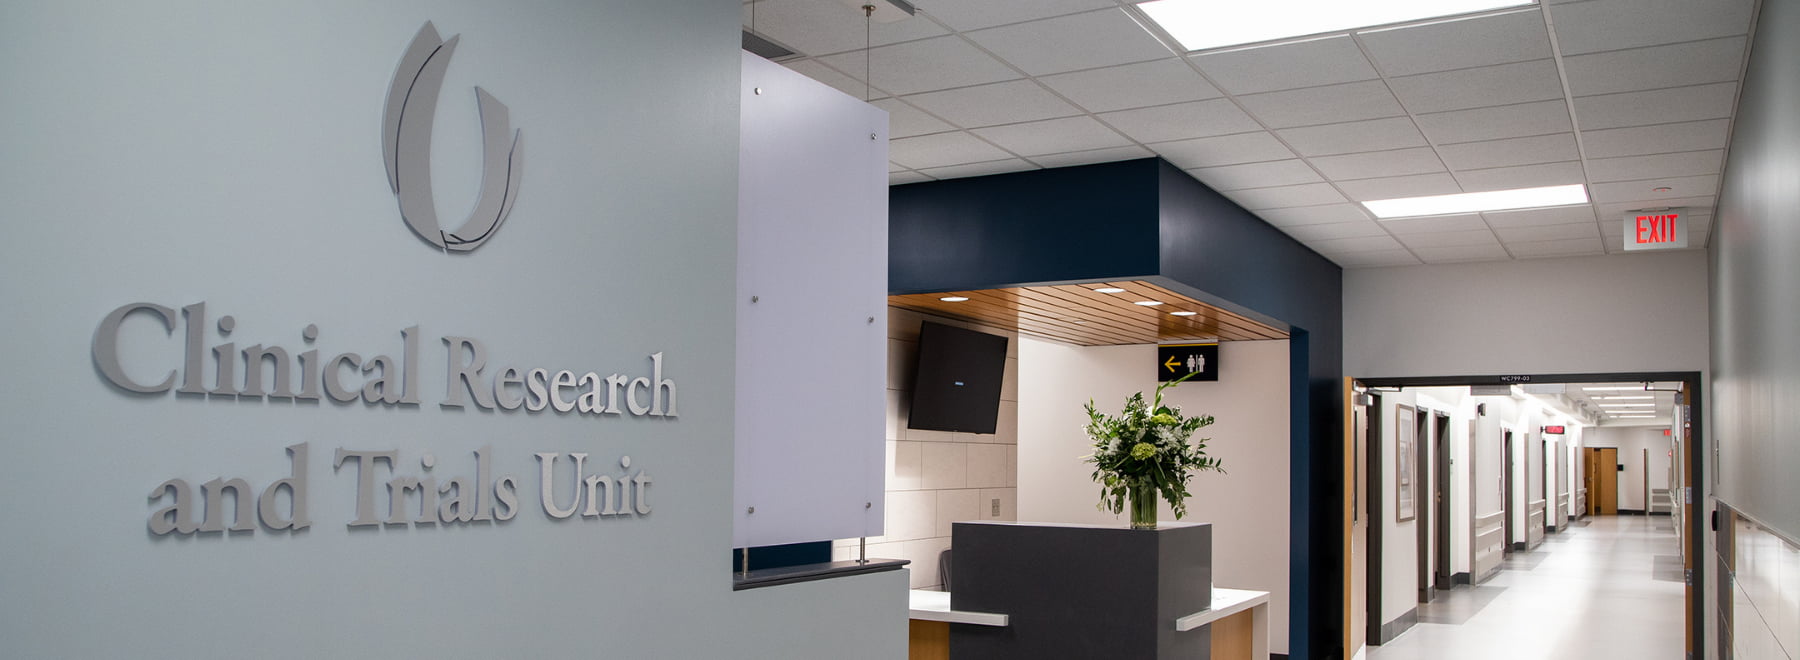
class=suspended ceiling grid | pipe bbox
[744,0,1757,268]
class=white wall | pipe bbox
[1344,251,1709,378]
[1584,426,1673,512]
[0,3,906,657]
[1018,338,1290,654]
[854,308,1019,589]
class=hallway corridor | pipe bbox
[1370,515,1687,660]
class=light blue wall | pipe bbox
[0,2,904,656]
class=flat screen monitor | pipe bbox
[907,321,1008,434]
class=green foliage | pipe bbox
[1082,372,1223,520]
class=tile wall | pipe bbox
[1727,511,1800,659]
[834,308,1018,590]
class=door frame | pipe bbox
[1356,371,1707,660]
[1434,411,1452,590]
[1414,407,1431,603]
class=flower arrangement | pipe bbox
[1083,375,1222,529]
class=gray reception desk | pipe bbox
[903,521,1269,660]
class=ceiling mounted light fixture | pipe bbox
[1134,301,1164,307]
[939,296,969,302]
[1093,287,1126,294]
[1363,184,1587,219]
[1136,0,1535,52]
[1170,311,1198,316]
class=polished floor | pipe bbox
[1368,515,1686,660]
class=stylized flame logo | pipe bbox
[382,22,522,253]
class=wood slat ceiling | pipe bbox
[889,281,1288,346]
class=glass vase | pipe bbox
[1129,482,1158,530]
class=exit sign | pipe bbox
[1543,425,1566,435]
[1623,210,1687,251]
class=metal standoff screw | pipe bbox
[865,502,872,509]
[870,133,878,140]
[868,317,875,323]
[751,295,759,303]
[747,506,755,514]
[754,87,763,95]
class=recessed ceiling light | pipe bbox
[1093,287,1126,294]
[1364,184,1587,219]
[1136,0,1535,52]
[1598,403,1656,408]
[1610,414,1656,418]
[1170,311,1197,316]
[939,296,969,302]
[1594,395,1654,400]
[1134,301,1164,306]
[1584,386,1648,391]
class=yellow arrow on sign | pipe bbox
[1164,355,1181,373]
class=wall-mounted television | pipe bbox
[908,321,1009,434]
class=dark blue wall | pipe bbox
[890,160,1161,294]
[890,158,1344,659]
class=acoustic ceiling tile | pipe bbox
[1595,196,1714,218]
[1255,203,1372,227]
[1589,175,1719,204]
[1435,133,1581,171]
[784,59,875,99]
[1151,132,1296,169]
[904,80,1082,128]
[1098,99,1261,144]
[1396,228,1501,249]
[916,158,1039,181]
[1276,117,1428,157]
[1548,0,1755,56]
[1235,80,1405,129]
[888,131,1014,170]
[1563,37,1748,97]
[1572,82,1738,131]
[1578,120,1731,159]
[1309,147,1445,180]
[1413,243,1513,264]
[1327,249,1423,268]
[1309,235,1407,253]
[1222,183,1348,210]
[1586,150,1725,183]
[1387,59,1565,115]
[890,171,933,185]
[1038,59,1222,113]
[1504,237,1607,258]
[1029,145,1154,169]
[1453,161,1586,192]
[745,0,950,57]
[966,9,1174,76]
[920,0,1117,31]
[1378,213,1490,234]
[971,116,1132,156]
[816,36,1019,96]
[1357,9,1552,77]
[870,97,954,139]
[1482,205,1598,228]
[1186,159,1324,191]
[1278,219,1391,241]
[1189,35,1379,95]
[1335,173,1463,201]
[1415,99,1573,145]
[1494,223,1602,243]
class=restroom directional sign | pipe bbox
[1158,343,1219,382]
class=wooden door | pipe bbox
[1588,447,1619,514]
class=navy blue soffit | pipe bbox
[889,158,1345,660]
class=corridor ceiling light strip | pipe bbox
[1363,184,1587,219]
[1584,386,1649,391]
[1136,0,1535,53]
[1594,395,1654,400]
[1598,403,1656,408]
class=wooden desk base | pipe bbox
[1211,608,1255,658]
[909,620,949,660]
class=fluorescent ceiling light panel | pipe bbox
[1598,403,1656,408]
[1585,386,1648,391]
[1137,0,1534,52]
[1595,395,1654,400]
[1363,184,1586,219]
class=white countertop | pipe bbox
[907,589,1010,627]
[1174,588,1271,632]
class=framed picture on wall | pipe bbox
[1396,405,1416,522]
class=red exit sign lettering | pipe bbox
[1623,211,1688,251]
